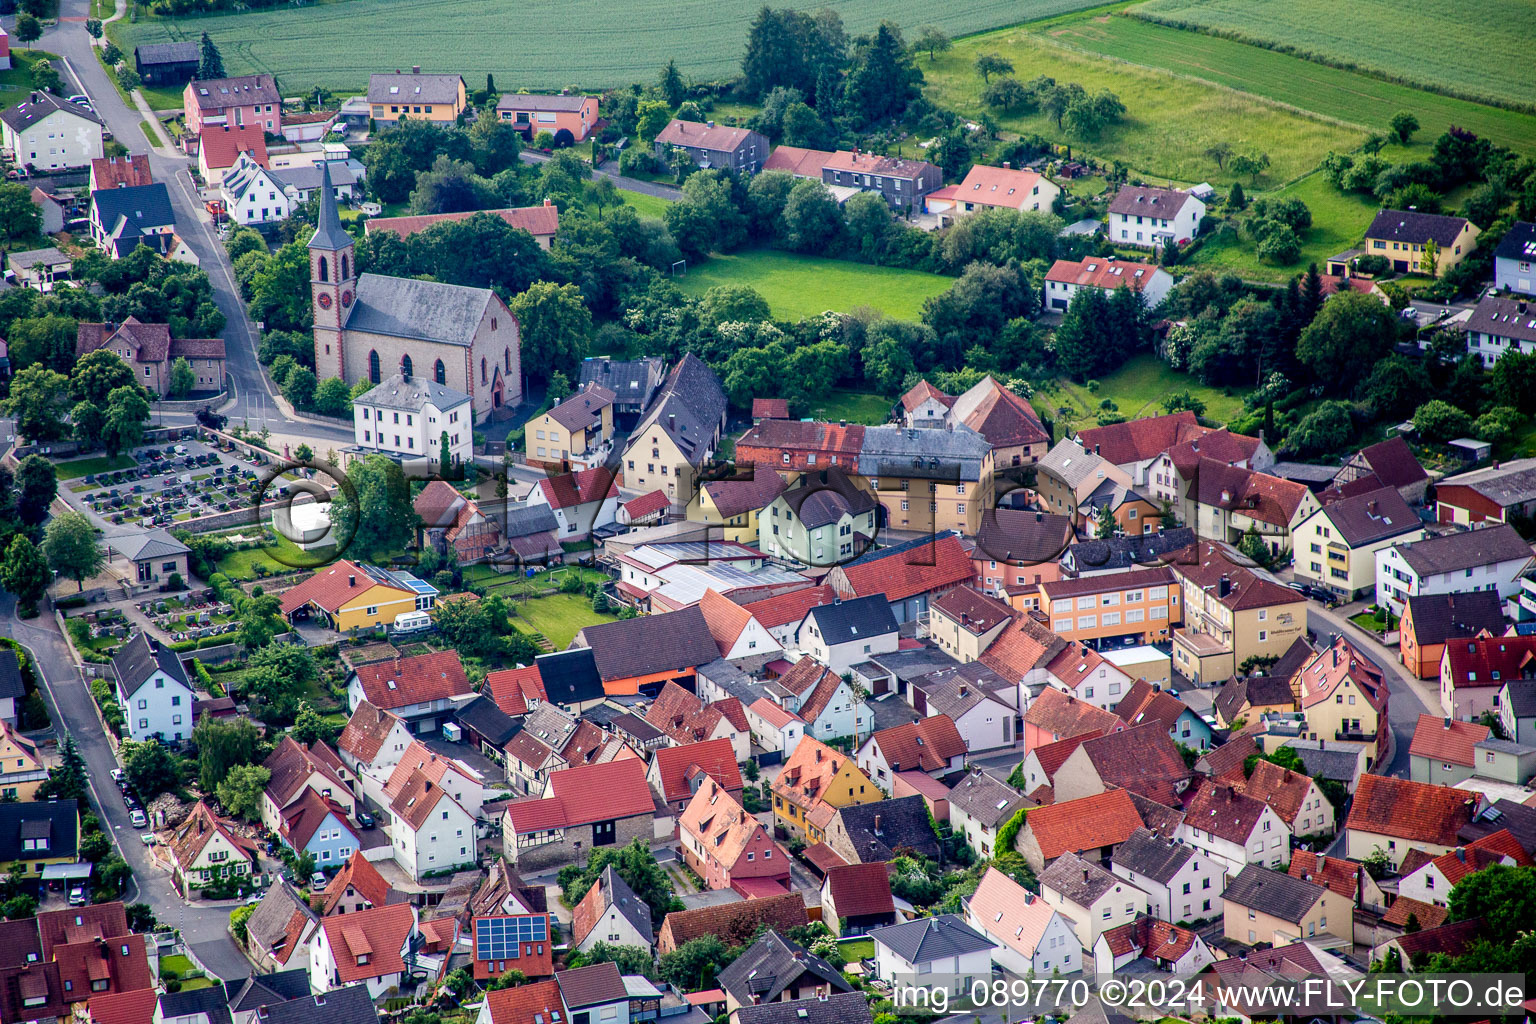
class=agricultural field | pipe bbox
[1044,14,1536,154]
[924,25,1364,185]
[1035,354,1247,435]
[673,250,955,321]
[1184,171,1383,283]
[112,0,1113,93]
[1131,0,1536,112]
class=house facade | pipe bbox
[368,71,467,124]
[653,120,767,173]
[112,633,196,745]
[821,150,943,212]
[1107,185,1205,249]
[1363,208,1479,277]
[495,93,599,142]
[2,93,103,171]
[351,372,473,468]
[183,74,281,134]
[1375,523,1534,613]
[1043,256,1173,310]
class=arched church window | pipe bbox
[369,350,381,383]
[504,348,511,372]
[481,358,487,384]
[318,256,329,282]
[401,354,413,378]
[341,254,350,280]
[435,360,446,385]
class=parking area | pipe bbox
[62,440,280,528]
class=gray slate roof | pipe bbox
[1282,740,1363,786]
[504,502,560,540]
[357,371,470,412]
[717,931,851,1006]
[870,914,993,965]
[1391,523,1533,576]
[347,273,496,347]
[273,161,361,192]
[0,650,22,701]
[224,970,314,1012]
[802,594,898,647]
[1404,591,1505,646]
[250,985,379,1024]
[159,986,235,1024]
[7,247,70,270]
[1504,678,1536,719]
[630,353,727,467]
[91,183,174,236]
[858,424,991,482]
[579,356,666,409]
[186,74,280,110]
[308,161,352,252]
[1041,851,1144,907]
[368,72,464,105]
[833,795,941,862]
[108,528,189,562]
[135,41,199,64]
[735,993,873,1024]
[1,91,102,132]
[594,863,653,946]
[1107,827,1195,884]
[496,93,593,113]
[0,801,77,862]
[112,631,192,697]
[1039,439,1119,493]
[1494,221,1536,263]
[945,770,1028,828]
[1222,864,1325,922]
[1366,208,1471,246]
[1440,458,1536,508]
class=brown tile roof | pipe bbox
[350,651,471,711]
[1024,789,1145,861]
[1313,486,1418,546]
[321,850,392,915]
[1392,918,1483,959]
[1168,541,1302,611]
[981,614,1069,681]
[1365,208,1471,247]
[1403,591,1505,647]
[796,664,846,727]
[486,665,544,717]
[1023,687,1125,742]
[752,397,790,419]
[1099,916,1200,964]
[366,204,560,239]
[822,862,893,919]
[319,903,414,983]
[1381,895,1448,930]
[645,681,744,746]
[772,737,849,812]
[546,383,616,432]
[657,891,808,954]
[1114,678,1195,735]
[827,533,974,603]
[931,587,1014,636]
[973,508,1075,566]
[1076,721,1191,804]
[678,780,772,871]
[76,317,171,362]
[622,490,670,522]
[899,380,954,413]
[739,585,837,630]
[1107,184,1197,218]
[1194,458,1310,527]
[1075,412,1207,467]
[536,467,618,510]
[1347,774,1478,846]
[169,801,253,874]
[1297,637,1388,712]
[483,979,564,1024]
[823,150,938,180]
[868,715,967,773]
[950,376,1049,448]
[1238,759,1317,828]
[701,468,788,519]
[651,738,742,803]
[54,934,152,1000]
[1286,851,1361,900]
[91,154,152,189]
[655,119,760,152]
[762,146,834,177]
[337,700,406,765]
[388,770,458,831]
[1355,437,1429,491]
[186,74,280,111]
[1183,779,1271,843]
[279,788,354,850]
[264,735,351,808]
[1409,713,1490,768]
[36,904,128,960]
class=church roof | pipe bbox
[346,273,499,347]
[308,162,351,251]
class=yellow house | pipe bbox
[1224,864,1346,946]
[0,720,48,802]
[1363,208,1480,277]
[771,737,878,842]
[367,71,467,124]
[278,559,437,634]
[620,354,728,509]
[527,383,615,470]
[1,801,79,874]
[1170,541,1308,685]
[167,801,255,895]
[1295,636,1389,769]
[688,470,789,543]
[864,425,995,536]
[1291,487,1423,601]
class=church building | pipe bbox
[309,163,522,423]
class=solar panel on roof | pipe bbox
[474,915,548,959]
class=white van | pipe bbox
[391,611,432,635]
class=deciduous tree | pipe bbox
[0,535,51,616]
[43,511,104,591]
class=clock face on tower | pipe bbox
[317,292,332,310]
[341,289,353,308]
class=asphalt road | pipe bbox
[0,595,253,980]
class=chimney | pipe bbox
[1455,847,1466,862]
[1083,868,1090,883]
[348,574,356,587]
[1316,854,1325,869]
[412,65,421,74]
[873,814,882,832]
[544,197,553,207]
[1002,161,1010,169]
[1444,717,1452,729]
[1218,577,1231,598]
[1094,444,1100,456]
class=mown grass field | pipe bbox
[0,51,64,111]
[616,189,673,221]
[674,250,955,321]
[1035,354,1247,434]
[55,454,137,481]
[111,0,1114,92]
[1131,0,1536,112]
[923,24,1364,185]
[810,390,894,424]
[509,592,616,648]
[1044,14,1536,154]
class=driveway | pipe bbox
[0,596,252,980]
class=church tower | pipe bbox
[309,162,356,382]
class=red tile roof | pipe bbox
[168,801,254,873]
[1287,850,1362,900]
[318,902,414,983]
[55,934,152,1002]
[1193,458,1310,527]
[752,397,790,419]
[483,978,565,1024]
[321,850,392,915]
[899,380,955,413]
[1346,774,1478,846]
[699,588,755,656]
[87,987,157,1024]
[1045,257,1165,293]
[1029,734,1092,781]
[951,376,1049,448]
[868,715,966,773]
[337,701,405,765]
[747,698,803,730]
[1382,896,1448,930]
[1297,636,1388,712]
[739,585,837,630]
[822,862,894,918]
[1114,678,1195,735]
[762,147,834,177]
[278,560,401,615]
[1024,789,1145,861]
[1167,429,1262,478]
[91,154,152,189]
[651,738,742,803]
[1409,713,1490,768]
[1238,759,1318,828]
[351,651,471,711]
[37,904,128,960]
[1420,828,1531,887]
[678,781,772,872]
[654,119,759,151]
[1184,779,1272,844]
[772,737,850,813]
[1075,412,1207,467]
[1023,687,1125,742]
[536,467,618,510]
[953,163,1051,210]
[486,665,545,717]
[198,124,268,170]
[622,489,670,521]
[828,533,974,603]
[981,614,1069,681]
[1444,634,1536,692]
[366,204,560,239]
[931,587,1014,635]
[505,758,654,833]
[279,788,354,850]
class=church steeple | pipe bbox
[310,161,355,381]
[309,161,351,252]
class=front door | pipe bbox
[592,819,616,846]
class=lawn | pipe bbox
[923,24,1364,185]
[1037,353,1246,434]
[1349,606,1397,632]
[55,454,138,481]
[1132,0,1536,112]
[1047,14,1536,154]
[1185,171,1381,282]
[508,591,616,648]
[674,250,954,321]
[837,938,875,961]
[110,0,1113,92]
[216,534,339,579]
[616,188,672,221]
[138,83,189,112]
[808,390,894,425]
[0,50,65,111]
[160,954,213,990]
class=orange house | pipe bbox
[1038,566,1181,646]
[574,605,723,696]
[972,509,1072,605]
[495,93,600,143]
[1398,591,1506,679]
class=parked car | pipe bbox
[129,809,147,828]
[68,886,86,906]
[310,871,327,889]
[139,833,156,846]
[244,891,265,906]
[110,769,125,784]
[356,809,375,829]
